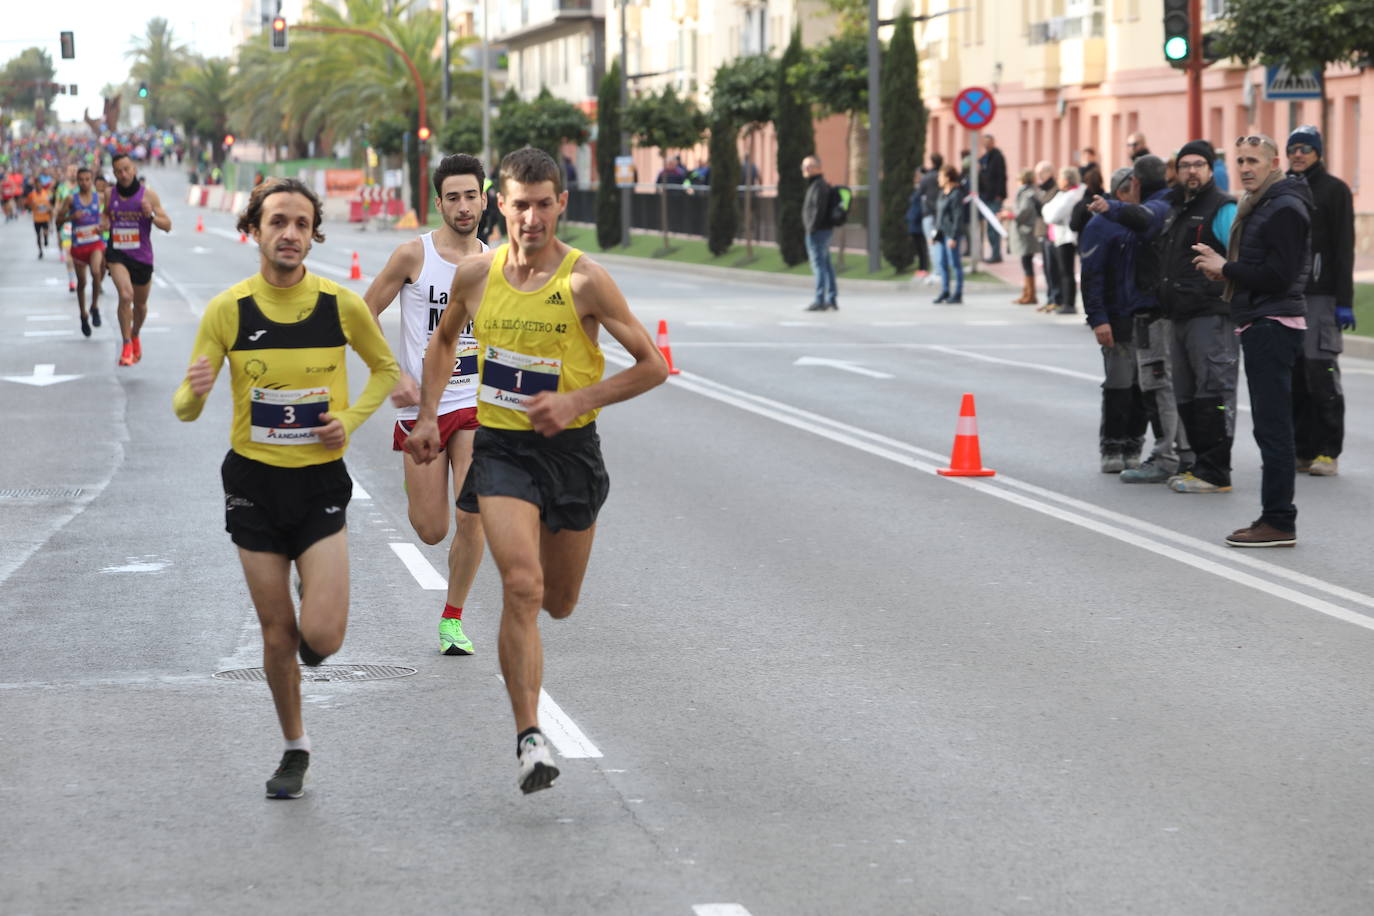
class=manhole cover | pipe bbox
[0,487,85,500]
[214,664,417,683]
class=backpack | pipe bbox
[828,186,853,227]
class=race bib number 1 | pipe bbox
[478,345,560,411]
[250,387,331,445]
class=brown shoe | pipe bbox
[1224,520,1296,548]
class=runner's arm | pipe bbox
[363,240,419,322]
[146,189,172,232]
[526,259,668,435]
[173,294,236,421]
[335,292,400,438]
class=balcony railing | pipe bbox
[1027,13,1105,45]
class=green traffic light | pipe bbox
[1164,36,1190,61]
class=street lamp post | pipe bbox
[619,0,631,248]
[866,0,881,274]
[482,0,491,169]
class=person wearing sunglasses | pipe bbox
[1285,126,1354,478]
[1190,134,1314,548]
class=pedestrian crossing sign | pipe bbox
[1263,65,1323,101]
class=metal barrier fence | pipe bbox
[562,185,873,249]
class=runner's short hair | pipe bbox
[236,177,326,243]
[499,147,562,196]
[111,152,131,166]
[433,153,486,196]
[77,167,91,176]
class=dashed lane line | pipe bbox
[388,542,447,590]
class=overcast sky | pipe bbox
[7,2,238,125]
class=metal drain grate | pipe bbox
[214,664,417,683]
[0,487,85,500]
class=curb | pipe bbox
[1343,333,1374,360]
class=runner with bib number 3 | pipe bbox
[405,148,668,794]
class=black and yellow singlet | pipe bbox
[174,271,398,467]
[474,244,604,431]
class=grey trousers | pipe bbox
[1135,314,1191,473]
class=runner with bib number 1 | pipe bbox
[405,148,668,795]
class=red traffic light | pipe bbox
[224,134,236,147]
[272,17,286,31]
[417,125,431,141]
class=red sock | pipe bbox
[442,604,463,620]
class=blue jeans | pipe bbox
[806,230,837,305]
[937,238,963,297]
[1240,320,1304,532]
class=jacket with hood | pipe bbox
[1293,161,1354,308]
[1224,174,1313,326]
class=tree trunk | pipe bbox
[744,129,757,258]
[660,182,668,250]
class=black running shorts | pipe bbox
[221,450,351,559]
[458,424,608,532]
[106,249,153,287]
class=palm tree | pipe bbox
[126,18,191,127]
[171,57,233,164]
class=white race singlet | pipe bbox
[394,231,487,421]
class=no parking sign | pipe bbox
[954,86,996,130]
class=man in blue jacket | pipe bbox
[1087,155,1191,484]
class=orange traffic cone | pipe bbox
[936,393,996,477]
[656,319,681,375]
[349,251,362,280]
[195,214,204,233]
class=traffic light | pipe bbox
[59,31,75,60]
[224,134,236,148]
[417,125,431,142]
[271,17,288,52]
[1201,32,1223,64]
[1163,0,1190,67]
[138,82,149,99]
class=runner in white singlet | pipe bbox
[364,153,489,655]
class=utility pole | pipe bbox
[866,0,881,274]
[481,0,491,168]
[619,0,631,248]
[1187,0,1202,139]
[442,0,451,116]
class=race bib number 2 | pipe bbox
[449,335,479,388]
[478,345,560,411]
[250,387,330,445]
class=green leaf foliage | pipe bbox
[494,87,590,166]
[0,47,58,112]
[624,83,707,155]
[775,27,815,266]
[707,113,741,256]
[879,9,923,272]
[710,54,775,129]
[1209,0,1371,71]
[596,60,623,250]
[787,31,867,120]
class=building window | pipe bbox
[1204,0,1228,20]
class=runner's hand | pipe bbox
[186,356,215,397]
[140,198,154,217]
[316,413,347,451]
[390,372,420,408]
[526,391,579,437]
[403,417,441,463]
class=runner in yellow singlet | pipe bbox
[405,148,668,794]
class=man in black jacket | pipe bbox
[1285,126,1354,477]
[801,155,837,311]
[978,134,1008,263]
[1193,134,1313,547]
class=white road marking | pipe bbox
[686,321,740,327]
[152,274,169,290]
[606,351,1374,635]
[350,474,372,499]
[926,344,1099,382]
[794,356,894,379]
[777,320,821,327]
[23,330,74,338]
[26,314,69,321]
[312,261,370,282]
[496,677,604,759]
[3,364,80,386]
[693,906,754,916]
[388,542,446,590]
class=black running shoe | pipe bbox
[80,315,91,338]
[90,306,101,328]
[266,750,310,799]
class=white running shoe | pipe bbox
[517,731,560,794]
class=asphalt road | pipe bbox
[3,166,1374,916]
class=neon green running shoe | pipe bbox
[439,617,474,656]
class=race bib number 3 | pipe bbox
[449,336,479,388]
[112,226,139,250]
[250,387,331,445]
[478,345,560,411]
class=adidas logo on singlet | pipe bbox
[544,291,565,305]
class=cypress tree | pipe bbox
[775,26,814,267]
[706,113,740,256]
[596,61,623,250]
[879,9,924,271]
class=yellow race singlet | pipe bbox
[474,245,604,431]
